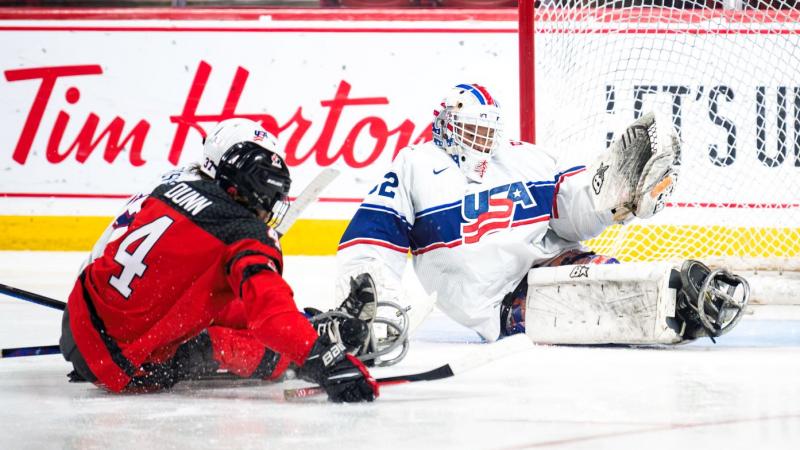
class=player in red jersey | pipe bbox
[59,120,378,403]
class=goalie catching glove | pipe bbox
[589,111,681,222]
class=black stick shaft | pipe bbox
[1,345,61,358]
[377,364,454,383]
[283,364,455,400]
[0,283,66,311]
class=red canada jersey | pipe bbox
[66,178,318,392]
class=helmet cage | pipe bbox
[449,106,502,156]
[216,142,292,228]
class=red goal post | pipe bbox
[518,1,800,274]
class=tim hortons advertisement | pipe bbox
[1,18,798,223]
[0,21,519,219]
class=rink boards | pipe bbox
[0,8,798,264]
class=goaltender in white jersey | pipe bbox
[337,83,750,346]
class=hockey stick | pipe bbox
[283,333,532,400]
[0,283,65,311]
[0,168,340,315]
[275,167,339,236]
[1,345,61,358]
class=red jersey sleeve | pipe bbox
[224,238,318,366]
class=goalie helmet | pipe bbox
[216,142,291,228]
[201,118,281,179]
[432,83,503,182]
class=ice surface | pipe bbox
[1,252,799,450]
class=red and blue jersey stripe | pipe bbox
[338,168,587,255]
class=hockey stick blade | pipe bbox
[283,334,531,400]
[0,283,66,311]
[275,168,340,236]
[1,344,61,358]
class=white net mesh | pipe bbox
[526,1,800,270]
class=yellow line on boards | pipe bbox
[0,216,349,255]
[1,216,799,260]
[280,219,348,255]
[0,216,111,251]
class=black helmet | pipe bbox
[216,141,291,227]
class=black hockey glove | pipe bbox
[298,339,379,403]
[305,306,371,355]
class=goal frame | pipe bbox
[515,1,800,297]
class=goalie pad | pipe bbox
[525,262,683,344]
[525,261,750,345]
[588,112,681,222]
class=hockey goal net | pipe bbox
[520,1,800,273]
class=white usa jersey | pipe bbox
[337,140,614,341]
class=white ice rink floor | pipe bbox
[1,251,799,450]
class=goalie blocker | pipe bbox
[524,261,750,345]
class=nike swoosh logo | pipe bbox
[433,167,448,175]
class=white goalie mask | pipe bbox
[201,118,282,179]
[432,83,503,182]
